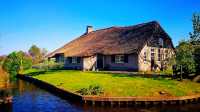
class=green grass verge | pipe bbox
[23,69,200,97]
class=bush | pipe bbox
[76,84,104,95]
[194,46,200,74]
[33,61,64,71]
[77,88,88,95]
[160,69,173,75]
[48,63,64,70]
[2,51,32,77]
[175,41,196,76]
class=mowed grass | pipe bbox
[23,69,200,97]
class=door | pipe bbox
[151,59,155,71]
[97,54,104,69]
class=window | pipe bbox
[165,50,168,59]
[55,54,64,63]
[144,51,147,62]
[151,48,155,61]
[115,55,125,63]
[158,49,161,61]
[72,57,77,64]
[68,57,81,64]
[60,55,65,62]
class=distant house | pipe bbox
[47,21,175,71]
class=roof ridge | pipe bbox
[86,20,159,34]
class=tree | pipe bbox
[2,51,32,77]
[41,48,48,59]
[193,46,200,74]
[28,45,42,64]
[189,13,200,45]
[189,13,200,74]
[3,52,20,76]
[17,51,32,71]
[0,56,6,65]
[175,41,196,77]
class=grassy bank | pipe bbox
[23,69,200,97]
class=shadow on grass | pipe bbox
[88,71,169,78]
[26,71,47,76]
[109,73,171,79]
[89,71,136,77]
[26,69,65,76]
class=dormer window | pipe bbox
[159,38,164,47]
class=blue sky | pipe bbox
[0,0,200,55]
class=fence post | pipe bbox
[180,65,183,81]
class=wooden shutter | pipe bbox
[111,55,115,63]
[68,57,72,63]
[77,57,81,63]
[124,54,128,63]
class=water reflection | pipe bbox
[0,70,200,112]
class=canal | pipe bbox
[1,75,200,111]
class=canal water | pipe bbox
[1,74,200,111]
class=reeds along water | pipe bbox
[0,67,13,101]
[0,67,10,89]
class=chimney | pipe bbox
[86,25,93,34]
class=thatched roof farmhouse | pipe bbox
[47,21,174,71]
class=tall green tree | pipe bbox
[3,52,20,76]
[28,45,42,64]
[189,13,200,74]
[189,13,200,45]
[175,41,196,76]
[17,51,32,71]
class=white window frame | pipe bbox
[158,49,161,61]
[144,51,147,62]
[72,57,77,64]
[151,48,155,60]
[115,55,125,63]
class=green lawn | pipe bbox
[23,69,200,97]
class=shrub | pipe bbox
[76,84,104,95]
[175,41,196,76]
[77,88,88,95]
[33,61,64,71]
[48,63,64,70]
[157,69,173,75]
[194,46,200,74]
[2,51,32,77]
[88,85,104,95]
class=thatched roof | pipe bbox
[47,21,173,57]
